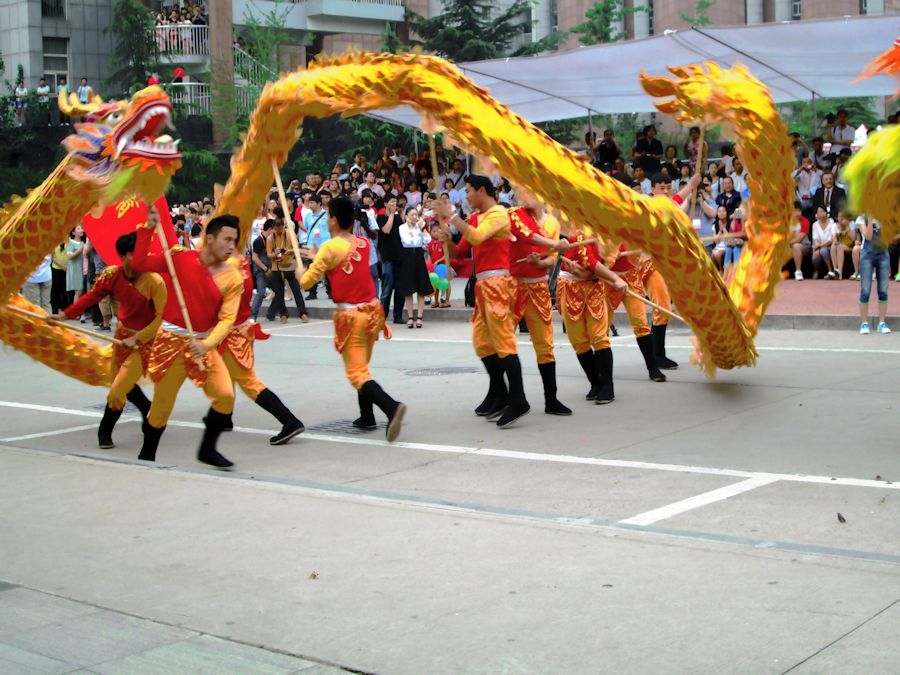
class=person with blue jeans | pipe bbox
[857,215,891,335]
[376,195,405,324]
[250,219,274,321]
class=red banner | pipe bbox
[83,196,177,265]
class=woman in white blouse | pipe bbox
[811,206,838,279]
[398,207,433,328]
[730,158,749,194]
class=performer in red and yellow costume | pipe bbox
[132,210,244,468]
[508,188,571,415]
[54,232,166,449]
[557,229,627,404]
[435,175,529,428]
[604,243,667,383]
[218,256,305,445]
[297,197,406,442]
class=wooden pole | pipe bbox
[4,304,124,346]
[271,158,304,264]
[688,124,706,221]
[621,286,686,325]
[429,134,452,295]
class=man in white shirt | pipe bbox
[828,109,855,155]
[633,166,651,195]
[389,143,407,168]
[23,254,52,313]
[792,156,822,214]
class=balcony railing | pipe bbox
[156,24,209,57]
[234,46,276,87]
[41,0,65,18]
[168,82,261,116]
[288,0,403,4]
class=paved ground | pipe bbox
[1,318,899,674]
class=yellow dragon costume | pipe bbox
[2,53,795,381]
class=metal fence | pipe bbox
[156,25,209,57]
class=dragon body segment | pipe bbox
[219,52,794,374]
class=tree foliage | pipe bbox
[104,0,160,95]
[409,0,564,62]
[780,97,883,139]
[680,0,715,27]
[239,0,293,72]
[572,0,646,45]
[381,22,406,54]
[166,144,229,204]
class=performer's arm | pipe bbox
[57,268,114,319]
[197,268,243,352]
[457,207,508,245]
[131,223,169,274]
[299,238,347,290]
[132,273,167,345]
[592,261,628,291]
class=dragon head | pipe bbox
[60,85,182,203]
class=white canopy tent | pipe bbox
[371,14,899,129]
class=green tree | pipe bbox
[381,22,406,54]
[409,0,564,62]
[680,0,715,27]
[105,0,160,95]
[780,97,882,139]
[166,145,229,204]
[572,0,646,45]
[239,0,292,72]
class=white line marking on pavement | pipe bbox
[267,333,900,354]
[0,419,137,443]
[1,400,896,491]
[262,320,330,332]
[618,476,780,526]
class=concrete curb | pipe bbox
[259,302,898,331]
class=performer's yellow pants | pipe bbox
[147,350,234,428]
[107,352,144,411]
[473,275,518,359]
[333,300,388,390]
[642,268,671,326]
[607,269,650,337]
[558,279,610,352]
[222,350,266,401]
[515,280,555,364]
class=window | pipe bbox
[42,37,69,91]
[550,0,558,31]
[791,0,801,20]
[648,1,655,35]
[859,0,868,13]
[41,0,65,19]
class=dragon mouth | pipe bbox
[112,99,181,161]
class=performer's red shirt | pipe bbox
[564,233,603,272]
[509,207,559,278]
[462,205,511,274]
[300,236,375,305]
[63,265,161,335]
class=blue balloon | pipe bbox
[434,264,448,278]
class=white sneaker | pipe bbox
[849,272,859,280]
[794,270,804,280]
[825,271,836,279]
[860,322,870,335]
[878,322,891,334]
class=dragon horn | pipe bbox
[58,90,105,118]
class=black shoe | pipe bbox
[97,404,123,449]
[202,413,233,431]
[652,323,679,370]
[576,350,602,400]
[353,389,377,430]
[197,409,234,469]
[255,388,304,445]
[475,354,508,416]
[610,324,619,337]
[99,325,111,332]
[497,402,530,428]
[138,421,165,462]
[594,348,615,404]
[538,362,572,415]
[637,334,666,382]
[126,386,151,421]
[360,380,405,442]
[483,397,509,420]
[306,293,318,300]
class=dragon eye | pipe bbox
[106,111,123,124]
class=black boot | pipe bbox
[538,361,572,415]
[137,421,165,462]
[97,404,123,449]
[125,386,151,421]
[197,409,234,469]
[255,388,305,445]
[202,412,233,431]
[475,354,508,419]
[360,380,407,442]
[652,323,679,370]
[610,324,619,337]
[496,355,530,428]
[637,334,666,382]
[352,389,377,431]
[576,350,602,400]
[594,348,615,404]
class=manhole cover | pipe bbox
[305,419,383,434]
[404,366,480,376]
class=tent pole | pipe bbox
[811,93,818,137]
[588,111,594,143]
[413,131,419,158]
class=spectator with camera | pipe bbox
[857,215,891,335]
[793,156,822,217]
[266,217,309,323]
